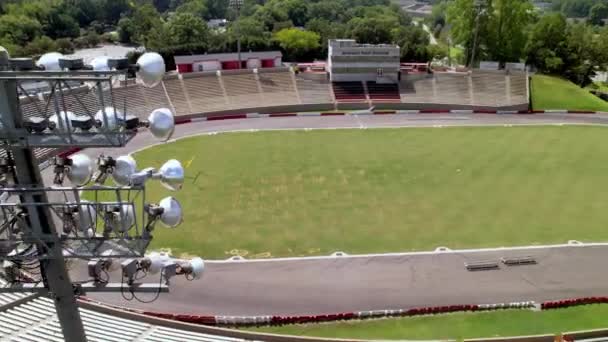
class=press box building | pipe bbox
[327,39,400,83]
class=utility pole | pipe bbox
[0,48,87,342]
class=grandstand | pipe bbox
[10,68,529,129]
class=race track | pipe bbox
[54,113,608,316]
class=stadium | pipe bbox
[3,38,608,342]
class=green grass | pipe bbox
[134,126,608,259]
[531,74,608,111]
[248,305,608,341]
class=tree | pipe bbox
[22,35,57,57]
[590,3,608,26]
[207,0,229,19]
[446,0,491,66]
[392,25,431,61]
[485,0,533,64]
[306,18,347,52]
[0,14,42,46]
[55,37,74,54]
[273,28,320,61]
[228,17,272,51]
[176,0,209,19]
[132,4,161,45]
[307,1,346,22]
[347,16,395,44]
[525,13,568,73]
[164,12,209,52]
[45,9,80,39]
[100,0,130,24]
[117,17,136,44]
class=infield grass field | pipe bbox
[249,305,608,340]
[136,126,608,259]
[531,74,608,112]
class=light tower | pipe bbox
[0,48,204,341]
[230,0,244,69]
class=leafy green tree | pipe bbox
[164,12,209,52]
[55,37,74,54]
[486,0,533,64]
[347,16,395,44]
[306,18,347,52]
[392,25,431,61]
[228,17,271,51]
[0,14,42,46]
[45,8,80,39]
[590,3,608,26]
[525,13,567,73]
[176,0,209,19]
[117,17,136,43]
[307,1,346,22]
[132,3,161,44]
[273,28,320,60]
[22,35,57,57]
[207,0,229,19]
[99,0,130,24]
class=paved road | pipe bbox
[57,113,608,316]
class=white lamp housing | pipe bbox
[189,257,204,280]
[146,252,171,274]
[136,52,165,88]
[66,154,94,186]
[107,204,135,233]
[75,200,96,233]
[147,108,175,141]
[50,111,75,132]
[37,52,63,71]
[90,56,110,71]
[158,159,184,191]
[158,196,183,227]
[112,155,137,186]
[95,107,122,131]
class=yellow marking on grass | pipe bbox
[185,156,195,168]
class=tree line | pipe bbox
[431,0,608,86]
[0,0,436,68]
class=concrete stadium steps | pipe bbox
[295,74,334,104]
[435,73,472,105]
[221,71,263,108]
[332,81,367,102]
[162,76,192,115]
[0,294,255,341]
[510,71,528,104]
[182,73,228,113]
[471,72,508,107]
[366,81,400,102]
[258,69,300,105]
[400,75,436,103]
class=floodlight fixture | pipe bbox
[145,196,183,228]
[36,52,64,71]
[102,203,135,234]
[88,250,120,283]
[61,200,97,236]
[0,157,14,187]
[95,107,122,131]
[135,53,165,88]
[130,159,184,190]
[178,257,204,280]
[52,154,94,186]
[90,56,111,72]
[146,108,175,141]
[8,58,35,71]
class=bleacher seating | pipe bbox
[295,73,333,104]
[162,76,192,115]
[221,71,262,108]
[400,75,436,103]
[258,69,299,106]
[367,81,400,102]
[182,73,228,113]
[435,73,471,105]
[0,292,257,341]
[332,82,366,102]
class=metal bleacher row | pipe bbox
[0,291,256,342]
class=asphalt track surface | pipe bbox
[51,113,608,316]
